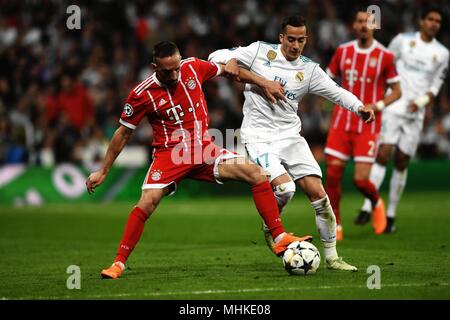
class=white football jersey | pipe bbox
[208,41,363,143]
[386,32,449,118]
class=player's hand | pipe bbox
[224,59,240,81]
[261,80,286,104]
[86,169,107,195]
[408,102,419,113]
[357,105,375,124]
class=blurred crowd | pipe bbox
[0,0,449,167]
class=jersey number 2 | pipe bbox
[368,140,376,157]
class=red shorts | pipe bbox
[324,128,378,163]
[142,142,242,195]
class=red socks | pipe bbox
[325,164,344,225]
[114,206,149,264]
[251,181,284,239]
[354,179,379,207]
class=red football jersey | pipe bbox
[119,57,221,149]
[326,40,399,134]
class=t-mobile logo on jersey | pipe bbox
[166,105,185,125]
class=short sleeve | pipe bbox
[193,57,222,82]
[384,52,400,84]
[326,46,342,78]
[119,90,150,130]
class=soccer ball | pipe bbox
[282,241,321,275]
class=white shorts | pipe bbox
[245,135,322,182]
[378,111,424,156]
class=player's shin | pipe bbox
[114,206,150,265]
[251,181,284,239]
[324,164,344,225]
[388,169,408,218]
[311,196,338,260]
[361,163,387,212]
[354,179,380,207]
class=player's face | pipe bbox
[420,12,441,38]
[279,25,307,61]
[353,12,374,41]
[153,54,182,87]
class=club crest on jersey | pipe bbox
[151,169,162,181]
[186,77,196,90]
[345,58,352,65]
[369,57,377,68]
[409,40,416,49]
[123,103,133,117]
[432,55,438,64]
[267,50,277,60]
[295,71,304,82]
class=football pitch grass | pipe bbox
[0,191,449,300]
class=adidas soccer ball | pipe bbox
[282,241,321,275]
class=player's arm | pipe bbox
[409,51,449,113]
[208,42,260,69]
[86,90,148,194]
[86,125,133,194]
[221,58,285,103]
[310,64,374,123]
[209,42,285,102]
[369,52,402,112]
[370,81,402,112]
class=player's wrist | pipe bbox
[356,105,364,115]
[101,167,110,175]
[375,100,385,111]
[414,94,431,109]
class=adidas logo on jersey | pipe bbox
[159,98,167,106]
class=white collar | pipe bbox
[416,31,435,45]
[353,39,378,53]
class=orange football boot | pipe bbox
[273,233,313,256]
[372,198,387,235]
[101,262,124,279]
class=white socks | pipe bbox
[113,261,125,271]
[387,169,408,218]
[311,196,338,260]
[362,162,387,212]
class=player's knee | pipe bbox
[376,154,389,166]
[376,147,391,165]
[274,181,296,210]
[137,193,161,216]
[309,189,327,202]
[304,183,327,202]
[394,152,410,171]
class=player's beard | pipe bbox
[359,33,368,45]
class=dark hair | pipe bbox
[420,5,443,20]
[152,41,180,62]
[352,5,370,22]
[280,15,306,33]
